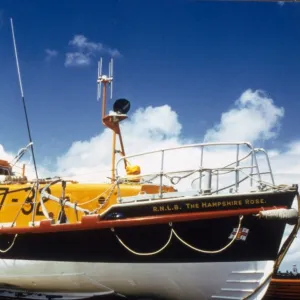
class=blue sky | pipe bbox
[1,0,300,161]
[1,0,300,271]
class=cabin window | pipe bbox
[0,168,10,175]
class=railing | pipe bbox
[115,142,276,203]
[0,143,31,184]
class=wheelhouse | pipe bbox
[0,160,12,176]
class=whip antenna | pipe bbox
[10,18,39,182]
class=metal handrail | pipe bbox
[115,142,275,202]
[116,141,253,162]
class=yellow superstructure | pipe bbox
[0,162,175,228]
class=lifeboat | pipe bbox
[0,57,299,300]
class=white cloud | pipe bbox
[65,35,120,67]
[65,52,90,66]
[55,105,183,182]
[0,145,13,162]
[204,89,284,143]
[69,35,101,52]
[278,1,285,6]
[1,89,299,272]
[45,49,58,62]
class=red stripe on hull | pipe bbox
[0,205,286,235]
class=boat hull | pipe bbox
[0,214,288,263]
[0,189,296,299]
[0,259,274,300]
[0,212,292,300]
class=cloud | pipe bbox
[1,89,299,272]
[65,52,90,66]
[45,49,58,62]
[278,1,285,6]
[0,145,13,162]
[55,105,183,182]
[65,35,121,67]
[204,89,284,143]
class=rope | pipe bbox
[172,215,244,254]
[242,272,273,300]
[164,170,199,185]
[39,179,117,218]
[97,183,117,211]
[273,190,300,273]
[112,216,243,256]
[0,234,18,253]
[243,187,300,300]
[111,224,173,256]
[78,183,117,207]
[40,180,90,217]
[238,168,292,192]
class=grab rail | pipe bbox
[115,142,276,203]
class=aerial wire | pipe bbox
[10,18,39,225]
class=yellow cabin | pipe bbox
[0,159,175,228]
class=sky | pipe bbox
[0,0,300,272]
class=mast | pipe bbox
[97,58,129,183]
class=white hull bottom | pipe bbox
[0,259,274,300]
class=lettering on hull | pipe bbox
[152,198,266,213]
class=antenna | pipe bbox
[109,58,114,99]
[10,18,39,225]
[97,57,114,101]
[97,58,103,100]
[10,18,39,182]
